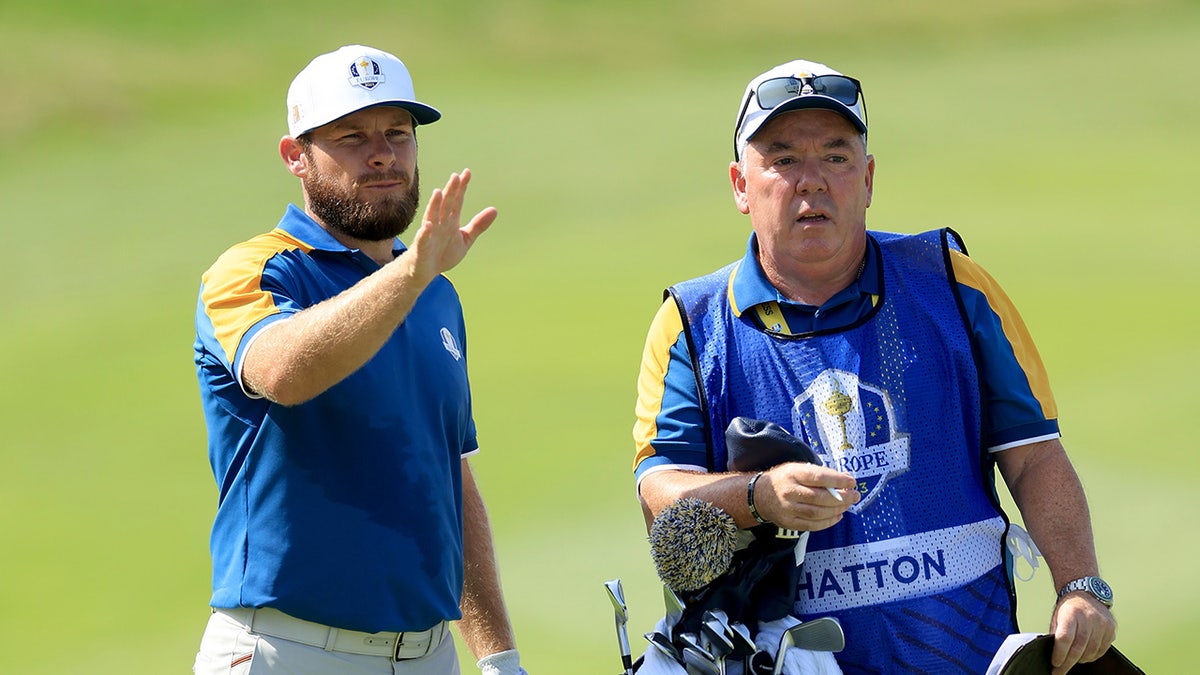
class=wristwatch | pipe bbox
[1057,576,1114,608]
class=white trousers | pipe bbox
[194,609,462,675]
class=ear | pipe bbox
[864,154,876,208]
[730,161,750,215]
[280,136,308,178]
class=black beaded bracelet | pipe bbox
[747,471,768,524]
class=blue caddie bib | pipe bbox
[669,229,1017,673]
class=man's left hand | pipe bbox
[478,649,528,675]
[1049,594,1117,675]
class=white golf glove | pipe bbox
[755,617,843,675]
[477,649,527,675]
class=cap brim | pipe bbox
[755,95,866,136]
[359,100,442,125]
[294,100,442,137]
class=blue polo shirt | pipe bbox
[194,204,476,632]
[634,231,1060,482]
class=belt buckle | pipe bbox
[392,632,406,661]
[393,630,421,661]
[391,622,441,661]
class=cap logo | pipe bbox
[796,72,814,96]
[347,56,386,90]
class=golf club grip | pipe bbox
[748,650,774,674]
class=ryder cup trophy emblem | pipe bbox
[793,369,911,512]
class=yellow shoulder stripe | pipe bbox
[633,299,684,470]
[201,230,311,365]
[950,250,1057,418]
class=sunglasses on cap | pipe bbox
[734,74,867,156]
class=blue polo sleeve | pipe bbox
[633,300,710,486]
[951,251,1061,450]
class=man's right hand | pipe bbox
[754,462,858,531]
[404,168,497,284]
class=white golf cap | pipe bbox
[286,44,441,137]
[733,59,867,160]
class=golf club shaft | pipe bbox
[614,619,632,675]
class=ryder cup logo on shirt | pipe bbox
[440,327,462,361]
[347,56,386,90]
[791,369,911,513]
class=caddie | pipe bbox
[631,58,1117,674]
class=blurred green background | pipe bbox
[2,0,1197,672]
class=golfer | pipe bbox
[193,45,526,675]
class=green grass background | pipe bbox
[2,0,1197,672]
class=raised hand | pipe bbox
[408,168,498,282]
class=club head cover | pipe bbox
[725,417,821,473]
[649,497,739,593]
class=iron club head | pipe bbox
[603,579,633,675]
[663,584,685,633]
[786,617,845,652]
[728,621,757,658]
[678,632,714,661]
[682,646,721,675]
[604,579,628,620]
[645,631,681,661]
[773,617,846,675]
[701,612,735,657]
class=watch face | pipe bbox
[1088,577,1114,601]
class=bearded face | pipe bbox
[302,149,422,242]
